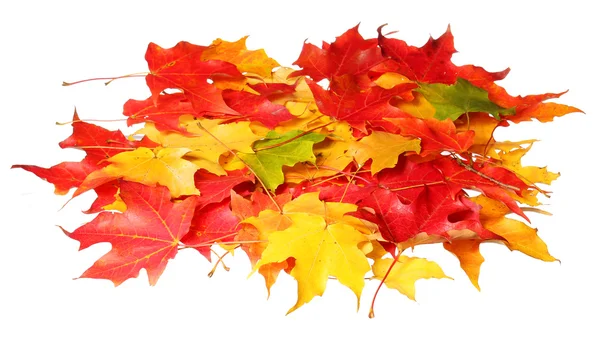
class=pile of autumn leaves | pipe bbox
[14,25,580,315]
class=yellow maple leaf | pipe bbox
[202,36,279,77]
[76,147,199,198]
[349,131,421,174]
[252,192,370,313]
[372,256,451,300]
[137,117,261,175]
[473,195,557,262]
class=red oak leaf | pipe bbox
[123,93,195,132]
[194,170,255,209]
[291,24,387,81]
[356,186,493,243]
[222,90,294,128]
[308,75,416,132]
[63,181,198,286]
[180,199,240,261]
[145,41,242,116]
[386,116,474,154]
[433,157,530,221]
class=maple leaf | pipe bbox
[443,240,484,290]
[356,186,497,245]
[59,110,135,161]
[291,24,386,81]
[308,75,416,132]
[75,147,199,198]
[238,130,326,191]
[254,192,371,313]
[63,181,197,286]
[372,256,450,300]
[137,117,261,176]
[486,140,560,186]
[194,170,254,209]
[231,190,292,221]
[145,41,242,115]
[376,157,447,203]
[473,195,556,261]
[180,199,241,261]
[416,78,515,121]
[201,36,279,77]
[84,182,126,214]
[123,93,195,132]
[433,157,530,220]
[13,158,99,195]
[222,90,293,128]
[386,116,475,155]
[349,130,421,174]
[13,110,134,195]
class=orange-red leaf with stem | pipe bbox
[145,41,242,116]
[63,181,198,286]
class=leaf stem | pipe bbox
[56,118,127,125]
[369,255,399,319]
[62,72,147,86]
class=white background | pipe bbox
[1,0,598,345]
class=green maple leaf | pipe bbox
[239,130,326,191]
[416,78,515,121]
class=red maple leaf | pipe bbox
[378,25,509,86]
[12,110,134,194]
[123,93,195,132]
[194,170,254,209]
[356,186,494,243]
[387,116,475,154]
[222,90,294,128]
[377,157,448,203]
[145,41,242,116]
[12,157,99,195]
[63,181,198,286]
[59,110,134,161]
[433,157,530,220]
[180,199,240,261]
[308,75,416,132]
[83,181,120,214]
[291,24,387,81]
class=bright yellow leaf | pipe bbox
[256,213,370,314]
[372,256,450,300]
[78,147,199,198]
[137,117,261,175]
[349,131,421,174]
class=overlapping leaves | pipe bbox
[14,25,581,316]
